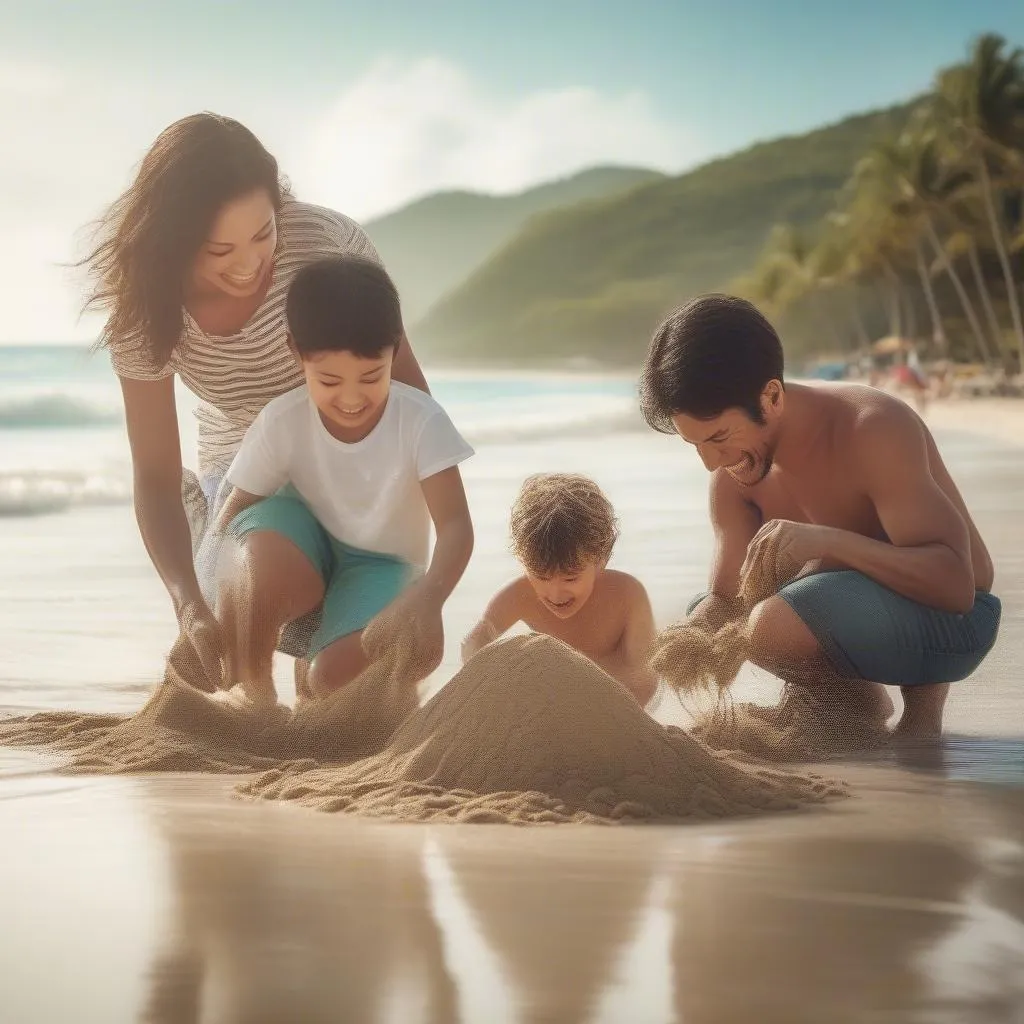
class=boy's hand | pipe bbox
[365,584,446,678]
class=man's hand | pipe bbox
[739,519,837,603]
[169,599,225,692]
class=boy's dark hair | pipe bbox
[286,255,404,359]
[638,293,784,431]
[510,473,619,576]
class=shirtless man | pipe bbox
[638,294,1001,738]
[462,473,659,708]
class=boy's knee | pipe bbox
[746,595,822,667]
[308,633,368,697]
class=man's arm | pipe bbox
[689,470,762,629]
[461,579,527,663]
[829,407,975,613]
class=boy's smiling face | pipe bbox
[525,559,602,619]
[300,347,394,442]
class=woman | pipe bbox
[83,112,430,693]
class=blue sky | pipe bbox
[3,0,1023,341]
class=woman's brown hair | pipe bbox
[82,112,289,368]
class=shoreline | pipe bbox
[920,396,1024,449]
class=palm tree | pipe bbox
[934,34,1024,364]
[850,129,995,365]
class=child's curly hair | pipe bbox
[510,473,620,576]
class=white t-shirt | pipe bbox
[226,382,474,568]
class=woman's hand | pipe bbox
[169,599,225,692]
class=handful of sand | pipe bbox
[650,551,890,761]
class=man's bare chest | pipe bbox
[751,464,885,539]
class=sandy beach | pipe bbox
[2,373,1023,1022]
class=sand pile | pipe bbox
[650,555,890,762]
[0,616,424,774]
[239,633,846,824]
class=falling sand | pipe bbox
[0,620,846,826]
[650,552,891,762]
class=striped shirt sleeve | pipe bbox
[108,332,175,381]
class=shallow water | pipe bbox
[2,370,1023,1021]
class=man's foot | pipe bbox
[895,683,949,741]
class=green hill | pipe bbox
[363,166,664,322]
[414,103,917,366]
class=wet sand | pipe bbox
[2,756,1023,1024]
[1,417,1022,1021]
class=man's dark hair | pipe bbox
[286,255,403,359]
[638,293,785,432]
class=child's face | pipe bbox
[301,347,394,440]
[525,559,602,619]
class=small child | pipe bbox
[214,255,475,707]
[462,473,659,708]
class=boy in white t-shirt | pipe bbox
[213,255,475,707]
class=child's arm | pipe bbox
[597,579,659,706]
[461,579,527,663]
[369,466,473,673]
[418,466,474,607]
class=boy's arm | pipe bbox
[597,579,658,705]
[461,579,527,663]
[418,466,474,607]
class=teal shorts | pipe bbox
[687,570,1001,686]
[230,492,413,659]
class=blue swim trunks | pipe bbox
[688,570,1001,686]
[230,491,413,659]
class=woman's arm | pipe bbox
[392,331,431,394]
[120,375,223,688]
[120,375,203,615]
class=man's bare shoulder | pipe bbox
[818,382,926,454]
[812,381,918,429]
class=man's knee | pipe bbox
[746,595,822,668]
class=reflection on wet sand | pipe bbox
[138,783,458,1024]
[667,781,1024,1024]
[433,828,667,1024]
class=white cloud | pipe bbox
[292,57,703,220]
[0,54,703,342]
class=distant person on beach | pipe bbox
[82,113,431,694]
[212,256,474,706]
[461,473,659,708]
[638,294,1001,739]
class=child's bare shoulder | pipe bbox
[599,569,650,599]
[487,574,533,611]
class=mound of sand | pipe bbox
[239,633,846,824]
